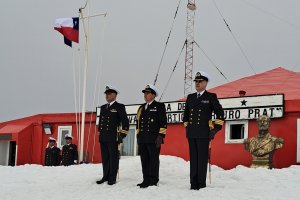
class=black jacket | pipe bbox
[45,146,61,166]
[136,100,167,143]
[61,144,78,166]
[98,101,129,142]
[183,91,224,138]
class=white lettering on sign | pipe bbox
[96,94,284,125]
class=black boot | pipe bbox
[190,184,199,190]
[96,178,107,184]
[107,180,116,185]
[137,181,149,188]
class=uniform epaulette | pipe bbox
[159,128,167,134]
[214,119,224,126]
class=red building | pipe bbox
[0,113,100,166]
[161,67,300,169]
[1,67,300,169]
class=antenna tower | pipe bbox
[184,1,196,97]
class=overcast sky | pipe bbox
[1,0,300,122]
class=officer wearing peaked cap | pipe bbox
[61,134,78,166]
[45,137,61,166]
[136,84,167,188]
[96,85,129,185]
[183,71,224,190]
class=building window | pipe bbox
[120,127,138,156]
[57,126,72,148]
[225,120,248,144]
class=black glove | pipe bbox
[209,129,218,140]
[117,133,126,144]
[155,135,163,148]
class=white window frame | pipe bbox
[225,120,249,144]
[57,126,72,148]
[297,119,300,163]
[132,127,138,156]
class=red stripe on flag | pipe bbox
[54,27,79,43]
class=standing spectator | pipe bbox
[61,134,78,166]
[45,137,61,166]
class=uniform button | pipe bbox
[147,129,149,131]
[191,113,193,115]
[190,122,193,124]
[141,129,143,131]
[197,122,199,124]
[191,109,193,111]
[142,118,144,119]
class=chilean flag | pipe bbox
[54,17,79,47]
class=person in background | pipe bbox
[183,71,224,190]
[61,134,78,166]
[96,85,129,185]
[45,137,61,166]
[136,84,167,188]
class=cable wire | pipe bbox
[212,0,256,74]
[153,0,182,85]
[194,41,229,82]
[159,41,186,101]
[239,0,300,29]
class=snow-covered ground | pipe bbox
[1,156,299,200]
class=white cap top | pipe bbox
[48,137,56,142]
[65,134,73,139]
[142,84,159,97]
[194,71,211,82]
[104,85,119,94]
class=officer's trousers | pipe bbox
[100,142,119,182]
[139,143,161,185]
[188,138,209,187]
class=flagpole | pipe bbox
[79,7,89,163]
[78,3,107,162]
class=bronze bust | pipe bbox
[244,115,284,169]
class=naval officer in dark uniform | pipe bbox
[61,134,78,166]
[97,85,129,185]
[183,71,224,190]
[45,137,61,166]
[136,84,167,188]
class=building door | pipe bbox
[297,119,300,163]
[121,127,137,156]
[0,141,16,166]
[0,141,10,165]
[9,141,16,166]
